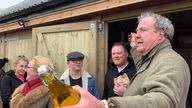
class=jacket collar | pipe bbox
[137,39,171,74]
[60,68,91,89]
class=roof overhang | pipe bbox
[0,0,181,34]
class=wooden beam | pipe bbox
[0,0,145,33]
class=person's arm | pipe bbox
[130,48,142,71]
[128,32,142,70]
[1,76,12,108]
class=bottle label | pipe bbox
[38,65,48,75]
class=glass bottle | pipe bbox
[38,65,80,107]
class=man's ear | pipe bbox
[158,29,165,40]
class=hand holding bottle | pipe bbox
[63,85,104,108]
[38,65,80,107]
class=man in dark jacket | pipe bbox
[102,42,136,99]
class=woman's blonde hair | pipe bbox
[14,55,28,65]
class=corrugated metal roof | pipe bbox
[0,0,50,16]
[0,0,97,25]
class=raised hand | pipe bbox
[128,32,137,48]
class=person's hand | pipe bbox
[113,84,127,96]
[63,85,104,108]
[128,32,137,48]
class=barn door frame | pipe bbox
[32,20,98,77]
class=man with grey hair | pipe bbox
[64,12,190,108]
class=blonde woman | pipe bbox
[1,55,28,108]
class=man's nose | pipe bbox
[113,54,119,58]
[76,61,81,63]
[135,33,141,38]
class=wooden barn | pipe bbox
[0,0,192,95]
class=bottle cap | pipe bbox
[38,65,47,75]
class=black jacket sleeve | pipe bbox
[1,76,12,108]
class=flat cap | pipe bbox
[67,51,84,61]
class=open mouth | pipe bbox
[137,42,143,45]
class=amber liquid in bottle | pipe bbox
[38,66,80,107]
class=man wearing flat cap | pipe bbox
[60,51,100,99]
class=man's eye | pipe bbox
[20,65,27,68]
[140,28,147,32]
